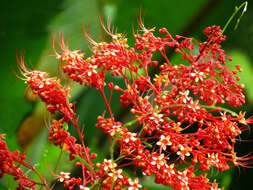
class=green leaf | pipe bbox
[0,184,8,190]
[142,176,174,190]
[0,0,63,151]
[114,0,207,32]
[229,51,253,104]
[37,0,101,76]
[23,0,102,183]
[0,0,101,187]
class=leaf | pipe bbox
[234,1,248,30]
[16,0,102,148]
[37,0,101,76]
[22,0,102,184]
[0,184,8,190]
[0,0,63,150]
[114,0,207,34]
[229,50,253,104]
[31,139,73,183]
[142,176,174,190]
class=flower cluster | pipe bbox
[0,134,47,190]
[95,159,146,190]
[17,55,75,122]
[0,19,252,190]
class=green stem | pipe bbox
[110,137,118,161]
[115,154,126,162]
[110,180,115,190]
[54,150,63,173]
[122,118,138,128]
[75,154,94,172]
[201,105,238,116]
[20,160,50,190]
[222,1,248,34]
[143,141,152,148]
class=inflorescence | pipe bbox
[1,21,252,190]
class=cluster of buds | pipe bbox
[0,134,49,190]
[16,55,75,122]
[0,19,252,190]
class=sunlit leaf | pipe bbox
[229,51,253,104]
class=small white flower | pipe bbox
[191,71,205,82]
[80,185,90,190]
[103,159,117,171]
[128,178,142,190]
[180,90,190,103]
[108,169,123,180]
[59,171,70,182]
[156,135,172,150]
[123,132,137,143]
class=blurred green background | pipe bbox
[0,0,253,189]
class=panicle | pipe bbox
[12,18,252,190]
[49,119,82,160]
[0,134,36,189]
[17,55,75,121]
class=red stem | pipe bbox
[99,87,114,120]
[70,118,94,180]
[20,161,50,190]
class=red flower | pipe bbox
[17,55,75,121]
